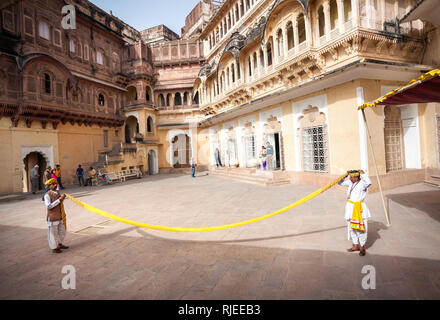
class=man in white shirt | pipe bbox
[30,164,39,194]
[338,170,372,256]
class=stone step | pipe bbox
[431,175,440,180]
[209,168,291,187]
[423,180,440,187]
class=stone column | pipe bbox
[293,20,299,53]
[366,0,372,28]
[249,55,255,80]
[234,63,238,85]
[256,50,261,77]
[282,28,289,58]
[305,15,312,47]
[324,1,331,41]
[273,35,279,64]
[337,0,345,33]
[263,46,268,72]
[238,2,242,19]
[351,0,360,27]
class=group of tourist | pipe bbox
[259,141,274,171]
[213,141,275,170]
[29,164,65,195]
[76,165,109,186]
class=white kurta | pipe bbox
[338,174,372,220]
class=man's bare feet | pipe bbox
[359,246,366,256]
[52,248,62,253]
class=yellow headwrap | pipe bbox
[349,171,360,177]
[45,178,57,186]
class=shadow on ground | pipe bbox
[0,223,438,300]
[387,190,440,222]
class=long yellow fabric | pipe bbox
[358,68,440,110]
[61,203,67,230]
[347,200,365,231]
[65,173,348,233]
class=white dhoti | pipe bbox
[347,219,368,246]
[48,221,66,250]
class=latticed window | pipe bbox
[302,125,327,172]
[244,135,256,160]
[384,106,404,172]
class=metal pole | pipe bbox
[361,108,391,226]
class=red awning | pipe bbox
[358,69,440,110]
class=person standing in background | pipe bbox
[266,141,274,171]
[76,164,84,186]
[30,164,40,194]
[55,164,65,190]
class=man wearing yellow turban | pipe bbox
[43,178,69,253]
[338,170,372,256]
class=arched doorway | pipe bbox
[23,152,47,193]
[148,150,157,175]
[125,116,139,143]
[171,134,192,168]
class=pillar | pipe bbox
[282,28,289,58]
[351,0,360,27]
[324,1,331,40]
[305,15,312,47]
[337,0,345,33]
[293,20,299,53]
[263,46,268,72]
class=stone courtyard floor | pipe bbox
[0,173,439,300]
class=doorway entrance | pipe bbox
[148,150,157,175]
[23,152,47,193]
[172,134,191,168]
[266,132,282,170]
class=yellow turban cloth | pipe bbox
[348,200,365,231]
[45,178,57,186]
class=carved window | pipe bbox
[287,22,294,50]
[248,57,252,76]
[69,39,76,53]
[147,117,154,133]
[97,50,103,65]
[174,92,182,106]
[184,92,189,105]
[84,45,89,61]
[98,94,105,106]
[299,107,329,173]
[318,6,325,37]
[302,126,327,173]
[24,15,34,37]
[297,14,306,43]
[166,93,172,106]
[159,94,165,107]
[267,42,272,66]
[193,91,199,105]
[231,64,235,83]
[330,0,338,30]
[244,135,256,166]
[43,73,51,94]
[39,21,50,40]
[384,106,404,172]
[3,8,14,33]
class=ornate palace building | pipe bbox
[0,0,439,194]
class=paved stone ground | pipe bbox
[0,173,439,300]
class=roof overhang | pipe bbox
[199,59,432,127]
[358,68,440,110]
[401,0,440,27]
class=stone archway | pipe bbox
[170,134,192,168]
[22,151,50,193]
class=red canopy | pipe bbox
[358,69,440,109]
